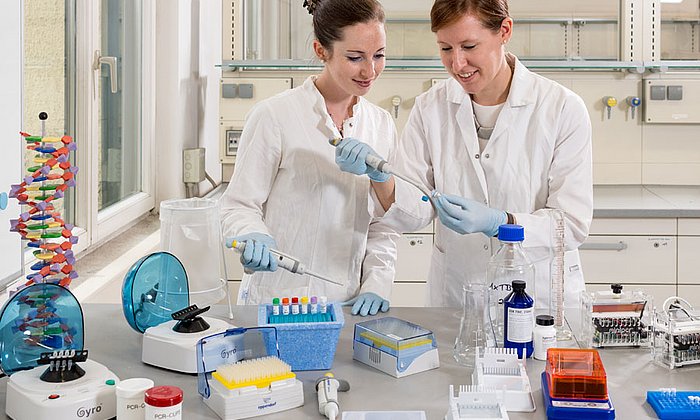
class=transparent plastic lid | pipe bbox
[0,283,84,376]
[122,252,190,333]
[584,285,650,316]
[354,317,435,356]
[196,326,279,398]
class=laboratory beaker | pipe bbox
[159,198,227,307]
[454,282,488,369]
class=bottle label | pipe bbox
[506,307,534,342]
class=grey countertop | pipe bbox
[594,185,700,217]
[1,304,699,419]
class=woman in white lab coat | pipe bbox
[335,0,593,308]
[220,0,399,316]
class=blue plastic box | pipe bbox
[257,303,344,371]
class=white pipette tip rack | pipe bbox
[444,384,509,420]
[471,348,535,413]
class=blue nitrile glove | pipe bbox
[226,233,278,273]
[342,292,390,316]
[434,194,507,237]
[335,138,390,182]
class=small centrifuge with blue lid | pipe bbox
[1,283,119,419]
[122,251,231,373]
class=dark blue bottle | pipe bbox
[503,279,534,358]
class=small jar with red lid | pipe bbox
[144,385,183,420]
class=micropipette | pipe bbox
[550,209,572,341]
[316,372,350,420]
[328,138,440,208]
[229,240,343,286]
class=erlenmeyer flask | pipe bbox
[454,282,488,368]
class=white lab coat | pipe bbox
[220,76,399,305]
[383,54,593,308]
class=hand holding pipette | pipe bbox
[329,137,439,208]
[228,237,343,286]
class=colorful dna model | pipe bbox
[9,112,79,289]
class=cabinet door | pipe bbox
[678,236,700,284]
[395,234,433,282]
[580,235,676,284]
[391,282,426,307]
[678,285,700,308]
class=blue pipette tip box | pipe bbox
[647,390,700,419]
[257,303,344,371]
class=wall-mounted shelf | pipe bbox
[218,59,648,72]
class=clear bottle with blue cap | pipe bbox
[486,224,535,348]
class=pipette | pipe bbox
[328,138,439,208]
[229,240,343,286]
[550,209,572,340]
[316,372,350,420]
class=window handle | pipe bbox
[92,50,118,93]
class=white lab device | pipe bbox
[316,373,350,420]
[141,306,231,373]
[197,327,305,419]
[122,252,231,373]
[0,284,119,420]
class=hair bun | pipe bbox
[303,0,320,15]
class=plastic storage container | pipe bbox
[486,224,535,347]
[545,348,608,401]
[353,317,439,378]
[145,386,183,420]
[257,302,344,371]
[116,378,154,420]
[159,198,226,307]
[581,284,652,348]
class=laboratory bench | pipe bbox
[0,304,698,419]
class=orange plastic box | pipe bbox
[545,348,608,400]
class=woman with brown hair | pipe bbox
[335,0,593,309]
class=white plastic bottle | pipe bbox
[533,314,557,360]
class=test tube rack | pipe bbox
[471,348,535,412]
[444,385,509,420]
[652,297,700,369]
[647,388,700,419]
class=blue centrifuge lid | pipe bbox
[0,283,84,376]
[122,252,190,333]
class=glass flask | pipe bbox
[454,282,488,369]
[486,224,535,347]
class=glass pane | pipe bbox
[240,0,620,61]
[660,1,700,60]
[98,0,142,210]
[23,0,76,224]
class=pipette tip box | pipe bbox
[257,303,344,371]
[352,317,439,378]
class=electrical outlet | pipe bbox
[226,130,241,156]
[183,148,205,183]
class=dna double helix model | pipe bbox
[9,112,79,289]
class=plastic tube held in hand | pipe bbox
[328,137,439,209]
[229,240,343,286]
[316,372,350,420]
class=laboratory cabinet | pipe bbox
[581,217,700,307]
